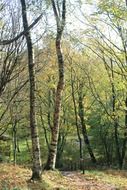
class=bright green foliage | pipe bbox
[0,0,127,179]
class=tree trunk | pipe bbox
[121,1,127,166]
[121,96,127,167]
[39,104,50,150]
[126,0,127,7]
[70,67,83,163]
[20,0,42,180]
[78,84,96,164]
[44,0,66,170]
[44,40,64,169]
[12,120,17,166]
[110,60,122,169]
[56,132,66,168]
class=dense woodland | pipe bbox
[0,0,127,188]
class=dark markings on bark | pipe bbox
[78,84,96,164]
[44,0,66,170]
[20,0,42,180]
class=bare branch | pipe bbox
[0,13,43,45]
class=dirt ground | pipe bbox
[0,164,127,190]
[61,171,118,190]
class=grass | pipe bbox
[0,163,127,189]
[42,170,67,190]
[0,164,66,190]
[0,163,30,190]
[85,169,127,189]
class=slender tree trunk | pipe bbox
[39,105,50,150]
[47,89,52,129]
[70,68,83,162]
[101,135,110,166]
[104,58,123,168]
[56,132,66,168]
[117,1,127,167]
[110,60,122,169]
[114,120,122,168]
[45,40,64,169]
[121,96,127,166]
[20,0,42,180]
[13,120,17,166]
[44,0,66,170]
[78,85,96,164]
[111,63,123,169]
[121,1,127,166]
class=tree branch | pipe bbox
[0,13,43,45]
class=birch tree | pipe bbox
[45,0,66,170]
[20,0,42,180]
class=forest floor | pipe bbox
[0,164,127,190]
